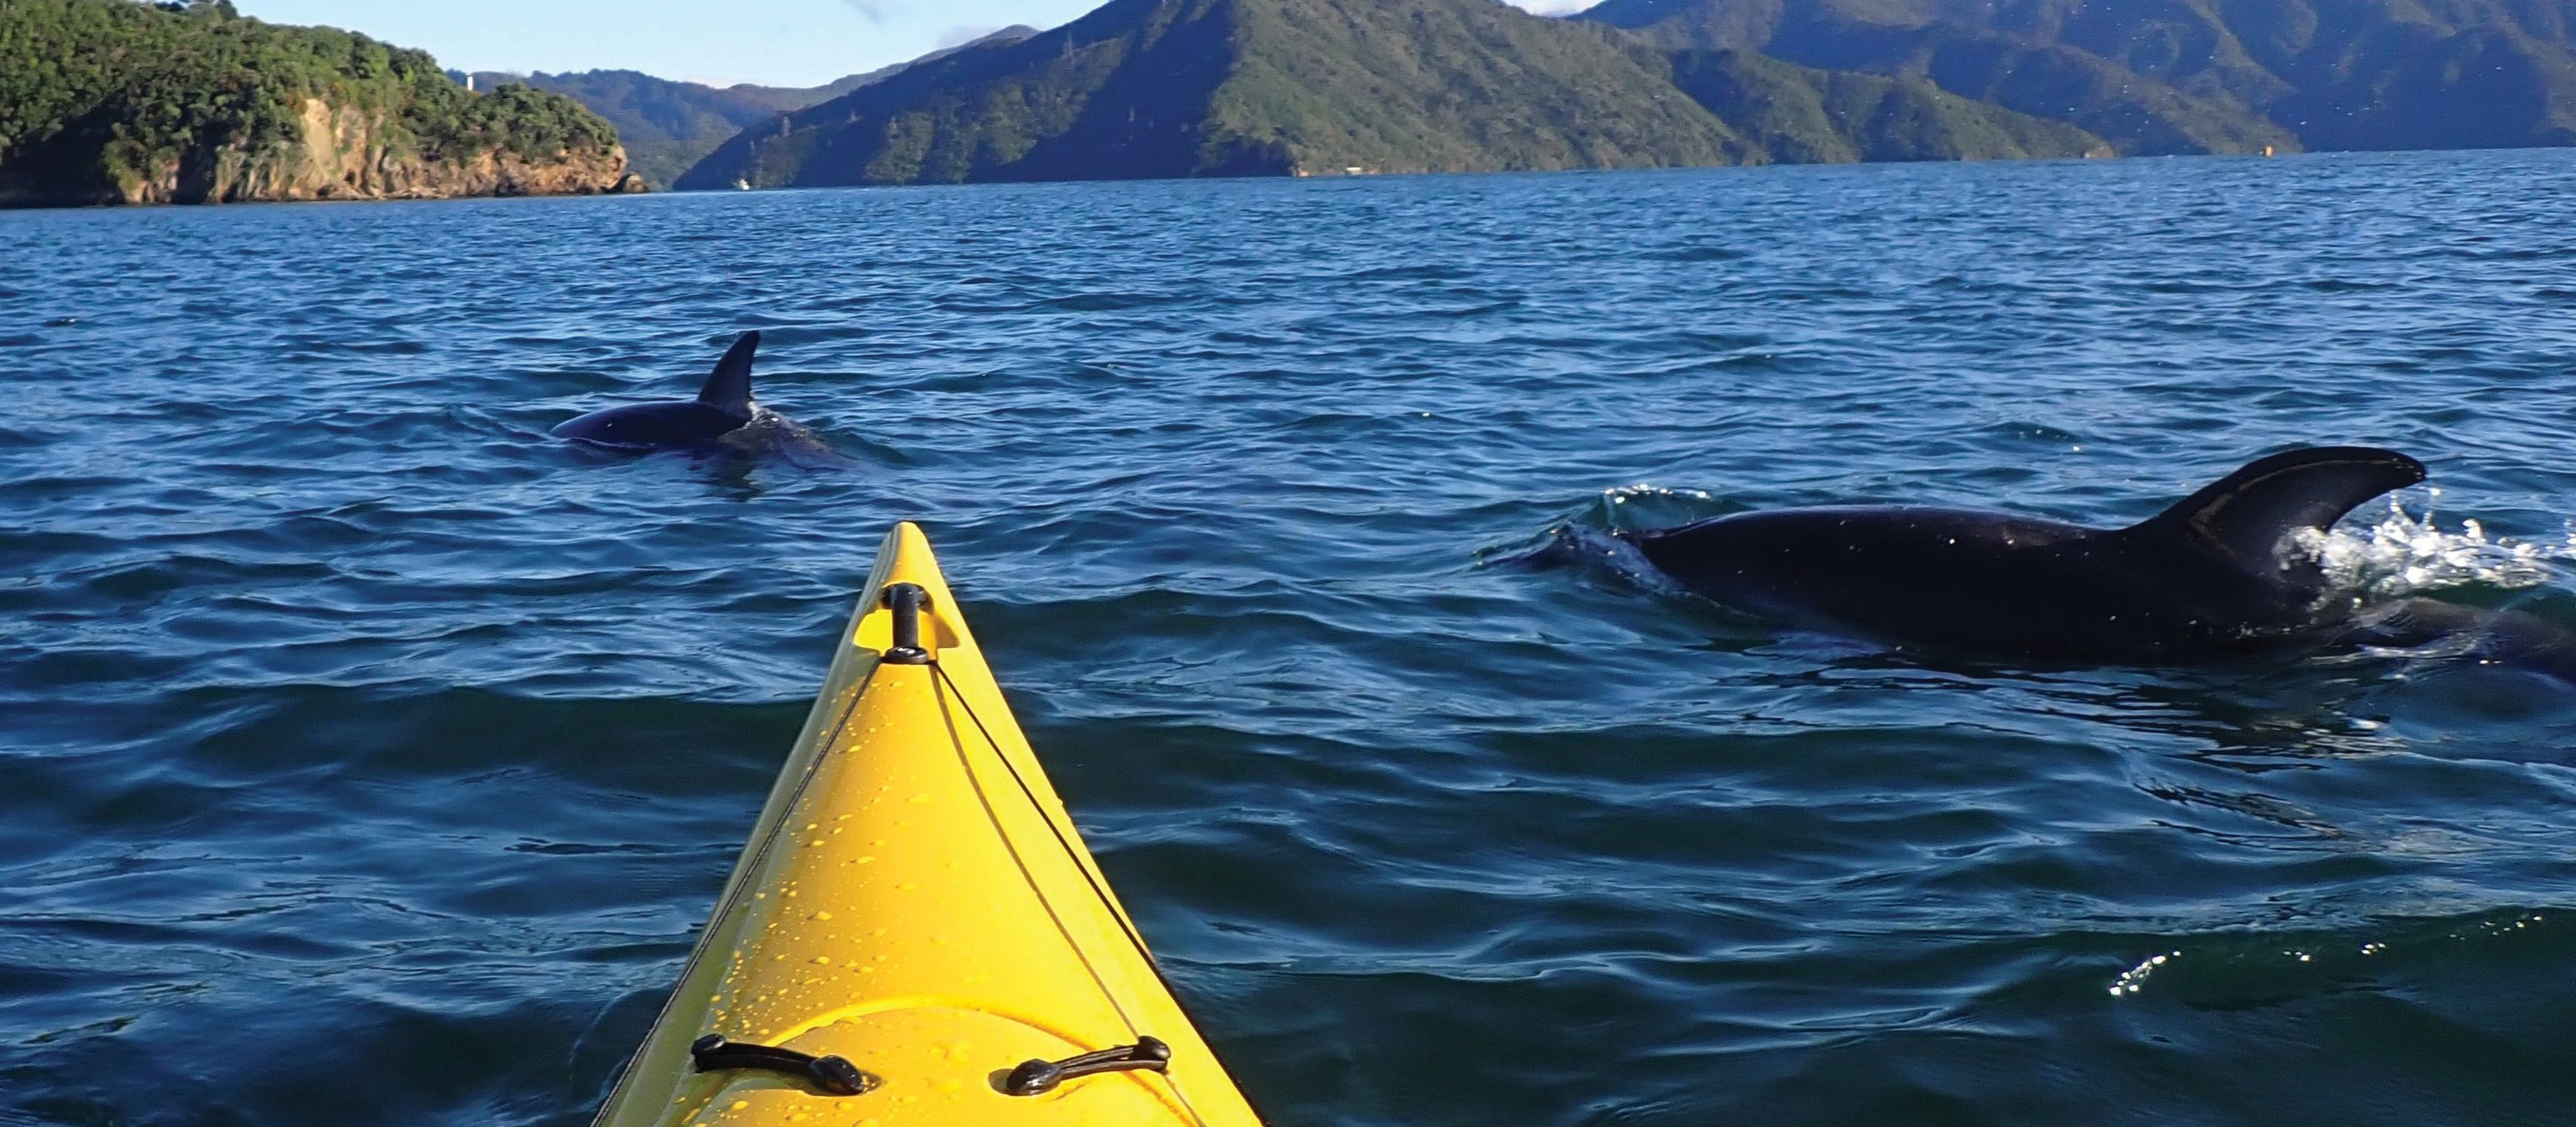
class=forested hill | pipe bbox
[0,0,633,209]
[1579,0,2576,154]
[677,0,2105,190]
[459,69,792,191]
[464,26,1038,189]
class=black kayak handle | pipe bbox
[691,1034,876,1096]
[881,582,930,664]
[1002,1036,1171,1095]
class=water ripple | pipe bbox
[4,151,2576,1126]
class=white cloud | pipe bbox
[839,0,899,26]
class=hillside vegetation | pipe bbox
[1669,49,2110,162]
[0,0,630,208]
[1196,0,1746,174]
[1580,0,2576,153]
[679,0,2105,190]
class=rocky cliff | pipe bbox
[77,98,634,207]
[0,0,635,209]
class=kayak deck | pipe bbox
[593,523,1263,1127]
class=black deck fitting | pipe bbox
[690,1033,876,1097]
[1001,1036,1172,1096]
[880,582,931,665]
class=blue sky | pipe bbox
[235,0,1581,89]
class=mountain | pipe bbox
[1579,0,2576,153]
[681,0,1741,187]
[679,0,2101,190]
[0,0,631,209]
[467,27,1038,189]
[722,27,1046,111]
[1580,0,2291,154]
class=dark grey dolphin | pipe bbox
[1625,446,2576,679]
[553,332,762,450]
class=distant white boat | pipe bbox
[734,178,750,191]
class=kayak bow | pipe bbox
[593,523,1264,1127]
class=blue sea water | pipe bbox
[4,150,2576,1126]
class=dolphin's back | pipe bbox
[1634,506,2172,656]
[552,401,749,449]
[1629,447,2431,665]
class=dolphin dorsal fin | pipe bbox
[696,331,759,420]
[2129,446,2424,570]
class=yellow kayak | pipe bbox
[593,523,1265,1127]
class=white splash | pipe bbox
[2293,492,2566,597]
[2108,950,2180,997]
[1590,483,1723,537]
[1600,482,1715,504]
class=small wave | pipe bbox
[2107,911,2561,1005]
[1038,291,1186,312]
[1655,243,1747,263]
[1485,487,1718,594]
[1594,482,1723,533]
[2296,495,2567,597]
[2299,277,2398,293]
[1974,420,2088,447]
[1341,264,1472,281]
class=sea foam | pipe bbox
[2296,491,2568,598]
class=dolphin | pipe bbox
[553,332,764,450]
[1623,446,2576,679]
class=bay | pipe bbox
[4,150,2575,1126]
